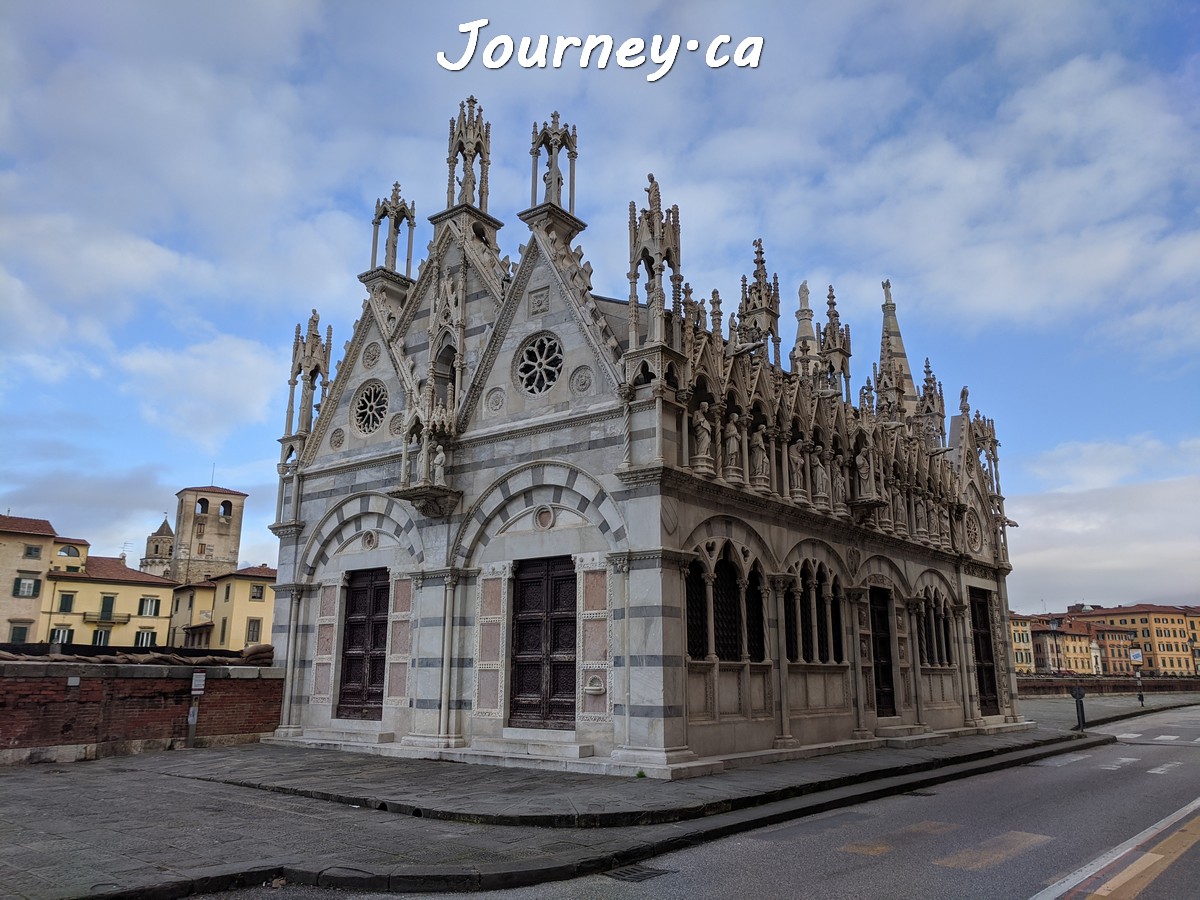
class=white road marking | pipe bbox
[1028,795,1200,899]
[1099,758,1141,771]
[1153,735,1180,741]
[1032,753,1091,767]
[1148,762,1182,775]
[1117,733,1142,739]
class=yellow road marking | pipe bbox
[933,831,1051,871]
[838,821,960,856]
[1090,812,1200,899]
[1091,852,1163,896]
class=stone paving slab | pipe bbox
[0,693,1195,899]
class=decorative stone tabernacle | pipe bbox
[268,98,1023,777]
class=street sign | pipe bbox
[191,671,206,695]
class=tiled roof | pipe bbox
[177,485,249,497]
[49,556,178,587]
[233,565,277,578]
[152,518,174,536]
[1068,603,1192,617]
[53,536,91,546]
[0,515,56,537]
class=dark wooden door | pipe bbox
[869,587,897,717]
[970,587,1000,716]
[337,568,390,720]
[509,556,577,729]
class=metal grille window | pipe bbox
[745,568,766,662]
[685,562,708,660]
[713,555,742,662]
[783,582,799,663]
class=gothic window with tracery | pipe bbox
[515,333,564,395]
[353,381,388,434]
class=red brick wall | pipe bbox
[0,663,282,754]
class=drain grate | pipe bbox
[604,864,675,883]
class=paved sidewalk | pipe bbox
[1,692,1196,899]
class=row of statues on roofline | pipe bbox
[688,401,961,550]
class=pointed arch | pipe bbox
[681,515,779,575]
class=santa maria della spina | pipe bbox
[268,97,1026,777]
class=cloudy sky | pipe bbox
[1,1,1197,613]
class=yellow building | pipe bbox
[170,565,275,649]
[1008,613,1035,674]
[1031,621,1093,674]
[41,554,176,647]
[1063,604,1196,677]
[3,515,96,644]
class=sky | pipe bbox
[1,1,1197,614]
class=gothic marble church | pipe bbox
[268,98,1024,776]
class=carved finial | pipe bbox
[882,278,892,305]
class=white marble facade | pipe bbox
[269,99,1023,777]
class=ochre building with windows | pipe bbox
[269,100,1024,776]
[41,554,175,647]
[1059,604,1197,677]
[169,565,276,649]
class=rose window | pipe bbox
[516,334,564,395]
[965,510,982,552]
[353,382,388,434]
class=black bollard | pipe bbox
[1069,686,1086,730]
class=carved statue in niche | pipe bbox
[832,454,847,510]
[542,159,563,205]
[724,413,742,474]
[789,440,808,502]
[433,445,446,486]
[812,449,830,503]
[750,425,769,481]
[914,494,928,534]
[457,150,477,205]
[692,402,713,459]
[855,447,875,500]
[892,484,906,533]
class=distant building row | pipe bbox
[0,486,274,650]
[1009,604,1200,677]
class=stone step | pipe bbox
[293,729,396,745]
[874,724,928,737]
[470,737,595,758]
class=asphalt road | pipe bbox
[207,706,1200,900]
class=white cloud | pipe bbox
[116,335,289,450]
[1006,476,1200,611]
[1024,435,1200,492]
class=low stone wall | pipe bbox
[1018,675,1200,697]
[0,662,283,765]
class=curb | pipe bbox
[90,732,1115,898]
[175,731,1091,829]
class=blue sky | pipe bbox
[1,1,1197,612]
